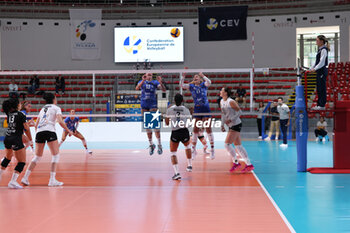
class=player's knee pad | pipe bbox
[14,162,26,173]
[51,154,60,163]
[185,144,191,149]
[31,155,41,163]
[170,151,177,157]
[1,157,11,168]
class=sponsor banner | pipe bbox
[198,6,248,41]
[115,94,142,122]
[70,9,102,60]
[114,26,184,62]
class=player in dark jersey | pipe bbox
[136,73,166,155]
[59,109,92,154]
[20,101,35,151]
[180,71,215,159]
[165,94,192,180]
[0,98,32,189]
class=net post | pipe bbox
[295,84,308,172]
[179,72,183,95]
[93,73,96,121]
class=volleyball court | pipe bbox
[0,68,311,233]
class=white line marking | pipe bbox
[252,172,296,233]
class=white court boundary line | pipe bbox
[252,172,296,233]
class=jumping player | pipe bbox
[220,87,254,173]
[165,93,193,180]
[0,98,33,189]
[21,93,73,187]
[136,73,166,155]
[59,109,92,155]
[20,101,35,150]
[180,72,215,159]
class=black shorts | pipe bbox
[35,131,58,143]
[171,128,190,143]
[4,135,24,151]
[229,123,242,132]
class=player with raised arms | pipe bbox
[220,87,254,173]
[136,73,166,155]
[21,93,73,187]
[59,109,92,155]
[165,93,193,180]
[0,98,33,189]
[180,71,215,159]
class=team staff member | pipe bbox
[277,97,290,148]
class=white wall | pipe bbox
[1,11,349,70]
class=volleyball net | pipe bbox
[0,67,332,139]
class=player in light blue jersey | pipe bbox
[59,109,92,155]
[180,71,215,160]
[136,73,166,155]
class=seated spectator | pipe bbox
[236,84,247,107]
[8,78,19,98]
[55,76,65,94]
[28,75,40,94]
[315,116,328,142]
[264,101,280,141]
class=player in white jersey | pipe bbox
[21,93,73,187]
[165,94,192,180]
[220,87,254,173]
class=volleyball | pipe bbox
[170,28,180,38]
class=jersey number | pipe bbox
[8,115,15,123]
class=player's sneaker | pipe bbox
[157,145,163,155]
[241,164,255,173]
[191,148,197,160]
[8,181,23,189]
[264,137,271,141]
[86,150,92,155]
[186,166,192,172]
[21,177,30,186]
[280,143,288,148]
[210,149,215,160]
[203,145,209,154]
[48,179,64,187]
[172,173,181,180]
[229,163,241,172]
[149,144,156,156]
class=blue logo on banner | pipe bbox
[143,110,161,129]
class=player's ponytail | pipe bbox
[317,35,331,51]
[174,93,183,106]
[2,98,19,115]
